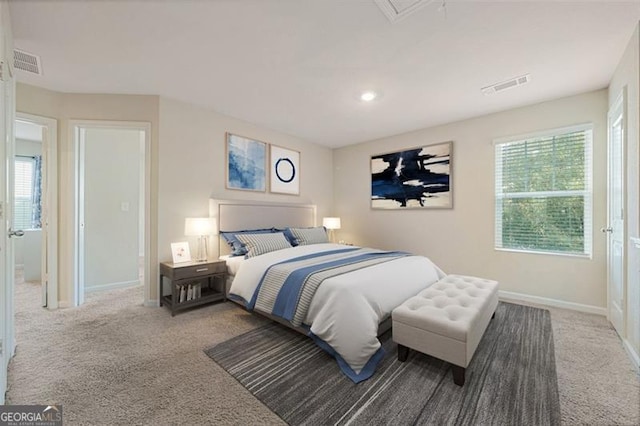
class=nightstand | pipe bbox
[159,260,227,316]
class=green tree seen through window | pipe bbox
[495,128,591,255]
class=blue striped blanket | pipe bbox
[249,247,409,327]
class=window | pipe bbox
[495,125,592,256]
[14,155,41,230]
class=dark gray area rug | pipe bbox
[205,302,561,425]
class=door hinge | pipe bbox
[0,61,5,82]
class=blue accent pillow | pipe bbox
[220,228,276,256]
[276,228,299,246]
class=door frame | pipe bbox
[70,120,151,306]
[606,89,627,335]
[16,112,58,309]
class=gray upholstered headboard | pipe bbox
[209,199,317,255]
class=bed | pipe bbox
[210,199,445,383]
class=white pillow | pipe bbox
[288,227,329,246]
[235,232,292,258]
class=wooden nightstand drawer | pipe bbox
[172,262,225,280]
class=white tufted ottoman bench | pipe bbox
[392,274,499,386]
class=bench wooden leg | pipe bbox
[397,344,409,362]
[452,365,465,386]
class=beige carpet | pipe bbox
[7,281,640,425]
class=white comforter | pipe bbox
[229,243,445,381]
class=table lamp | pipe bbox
[185,217,218,262]
[322,217,341,243]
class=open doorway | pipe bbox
[14,113,57,310]
[71,121,150,306]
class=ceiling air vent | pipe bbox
[14,49,42,75]
[374,0,432,23]
[481,74,530,95]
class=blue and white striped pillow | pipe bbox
[235,232,292,258]
[287,227,329,246]
[220,228,276,256]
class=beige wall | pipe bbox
[609,25,640,362]
[16,85,334,305]
[334,90,608,310]
[14,83,613,313]
[16,83,160,305]
[157,97,334,267]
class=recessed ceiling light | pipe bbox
[360,91,378,102]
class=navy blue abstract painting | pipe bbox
[371,141,452,209]
[227,133,266,192]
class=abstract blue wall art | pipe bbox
[270,145,300,195]
[226,133,267,192]
[371,141,452,209]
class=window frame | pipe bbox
[14,154,41,231]
[494,123,593,258]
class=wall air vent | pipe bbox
[374,0,433,23]
[14,49,42,75]
[481,74,530,95]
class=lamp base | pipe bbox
[195,235,209,262]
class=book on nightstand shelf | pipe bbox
[175,282,204,303]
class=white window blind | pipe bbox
[14,156,39,230]
[495,124,592,256]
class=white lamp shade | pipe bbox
[322,217,341,230]
[184,217,218,236]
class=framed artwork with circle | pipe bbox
[270,145,300,195]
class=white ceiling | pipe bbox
[9,0,640,148]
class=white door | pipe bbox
[0,62,7,403]
[0,58,16,402]
[0,2,16,403]
[606,91,626,337]
[0,59,7,403]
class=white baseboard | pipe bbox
[84,280,140,294]
[144,299,159,307]
[499,290,607,316]
[622,339,640,371]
